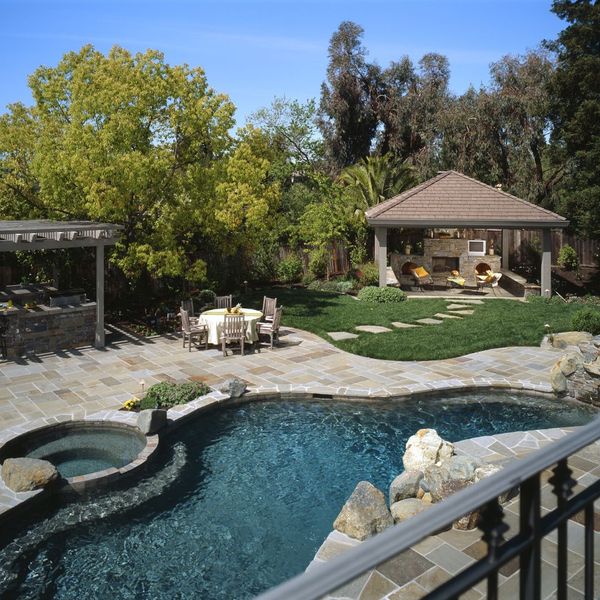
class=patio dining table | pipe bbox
[200,308,263,345]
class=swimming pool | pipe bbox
[0,391,596,599]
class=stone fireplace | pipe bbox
[391,237,501,287]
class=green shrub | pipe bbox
[276,255,304,283]
[571,307,600,335]
[355,262,379,288]
[307,279,355,294]
[196,289,216,306]
[358,286,407,303]
[140,381,211,410]
[307,248,328,279]
[527,295,565,306]
[301,272,316,287]
[557,245,579,271]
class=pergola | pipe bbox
[0,220,122,347]
[365,171,569,296]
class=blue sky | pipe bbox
[1,0,563,126]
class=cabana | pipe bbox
[0,220,121,356]
[365,171,569,296]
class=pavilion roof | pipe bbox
[365,171,568,229]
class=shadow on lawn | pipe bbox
[241,288,343,318]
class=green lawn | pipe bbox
[241,288,580,361]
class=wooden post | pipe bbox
[501,229,510,271]
[541,229,552,298]
[374,227,387,287]
[95,243,105,348]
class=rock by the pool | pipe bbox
[333,481,393,541]
[550,331,593,349]
[403,428,454,472]
[220,377,247,398]
[137,409,167,435]
[389,470,424,504]
[1,457,59,492]
[390,498,431,523]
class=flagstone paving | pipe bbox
[415,318,444,325]
[448,309,475,315]
[355,325,394,334]
[446,304,472,310]
[434,313,463,320]
[0,325,564,434]
[328,332,359,341]
[391,322,421,329]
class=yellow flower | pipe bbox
[122,397,141,411]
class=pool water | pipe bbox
[0,392,596,599]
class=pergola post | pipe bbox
[501,229,510,270]
[541,229,552,298]
[374,227,388,287]
[95,243,105,348]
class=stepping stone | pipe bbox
[446,304,471,310]
[434,313,462,320]
[447,309,475,315]
[328,331,359,341]
[415,318,444,325]
[452,299,483,304]
[391,322,420,329]
[355,325,393,334]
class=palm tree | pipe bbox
[338,154,416,265]
[338,154,416,215]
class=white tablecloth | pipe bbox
[200,308,263,345]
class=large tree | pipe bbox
[318,22,379,172]
[547,0,600,237]
[0,45,235,283]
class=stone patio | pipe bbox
[0,327,564,434]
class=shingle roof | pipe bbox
[365,171,568,228]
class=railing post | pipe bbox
[584,504,594,600]
[549,459,577,600]
[480,498,509,600]
[519,474,541,600]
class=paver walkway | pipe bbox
[0,325,562,434]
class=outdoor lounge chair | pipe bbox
[411,266,433,291]
[180,309,208,351]
[446,269,466,289]
[257,306,282,349]
[215,294,233,309]
[222,313,247,356]
[476,270,503,294]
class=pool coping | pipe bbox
[0,382,589,527]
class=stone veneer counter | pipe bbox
[1,303,96,358]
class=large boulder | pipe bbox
[333,481,393,541]
[389,470,424,504]
[403,429,454,472]
[137,409,167,435]
[422,456,479,501]
[390,498,431,523]
[550,331,593,349]
[220,378,247,398]
[550,362,568,394]
[1,457,59,492]
[559,352,583,377]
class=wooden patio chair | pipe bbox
[222,314,247,357]
[261,296,277,322]
[180,309,208,351]
[257,306,283,349]
[215,294,233,309]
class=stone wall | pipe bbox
[548,332,600,408]
[391,238,501,287]
[2,304,96,359]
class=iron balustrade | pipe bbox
[257,416,600,600]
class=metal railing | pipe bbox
[257,416,600,600]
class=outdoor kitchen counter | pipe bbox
[0,302,96,359]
